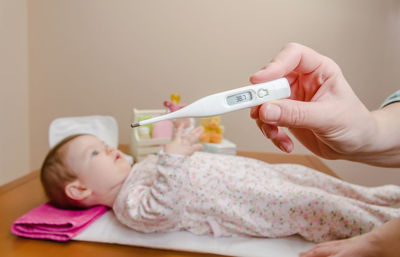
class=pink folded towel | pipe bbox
[11,203,108,241]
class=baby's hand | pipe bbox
[164,125,204,156]
[173,117,192,129]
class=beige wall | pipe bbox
[0,0,30,185]
[2,0,399,186]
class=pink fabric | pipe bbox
[11,203,108,241]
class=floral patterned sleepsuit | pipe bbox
[113,151,400,242]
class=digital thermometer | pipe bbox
[131,78,290,128]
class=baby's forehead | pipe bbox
[66,134,100,153]
[63,135,101,166]
[61,135,97,174]
[74,134,100,143]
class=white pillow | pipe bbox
[49,115,119,149]
[48,115,134,164]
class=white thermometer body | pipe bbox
[131,78,290,127]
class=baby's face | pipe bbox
[64,134,132,196]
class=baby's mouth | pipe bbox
[115,153,121,161]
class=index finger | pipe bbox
[184,126,203,143]
[249,42,326,84]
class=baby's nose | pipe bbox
[106,145,114,154]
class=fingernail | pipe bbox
[279,141,292,153]
[261,124,269,138]
[263,104,281,122]
[250,107,258,119]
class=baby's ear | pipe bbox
[65,180,92,201]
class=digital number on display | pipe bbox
[227,91,253,105]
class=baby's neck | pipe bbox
[105,181,125,207]
[88,179,126,208]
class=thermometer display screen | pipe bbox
[227,91,253,105]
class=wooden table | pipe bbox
[0,151,337,257]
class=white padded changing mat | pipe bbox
[74,211,315,257]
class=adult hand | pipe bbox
[250,42,377,162]
[164,125,204,156]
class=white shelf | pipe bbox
[130,108,172,161]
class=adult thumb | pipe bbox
[258,99,325,129]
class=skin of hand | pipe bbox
[249,42,400,167]
[299,217,400,257]
[163,124,205,156]
[173,117,192,129]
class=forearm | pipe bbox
[347,102,400,167]
[119,153,189,233]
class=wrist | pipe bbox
[339,110,379,163]
[354,110,380,156]
[346,105,400,167]
[158,150,190,165]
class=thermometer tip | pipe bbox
[131,122,140,128]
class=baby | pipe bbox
[40,125,400,243]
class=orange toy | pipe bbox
[199,116,224,144]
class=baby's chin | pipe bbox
[117,166,131,182]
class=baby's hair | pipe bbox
[40,134,87,209]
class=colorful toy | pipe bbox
[137,114,153,138]
[163,93,185,112]
[199,116,224,144]
[131,109,172,162]
[138,126,151,139]
[164,93,193,130]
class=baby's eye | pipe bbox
[91,150,99,157]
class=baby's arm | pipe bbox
[116,126,204,232]
[163,124,204,156]
[117,152,191,233]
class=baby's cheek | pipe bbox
[90,163,113,181]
